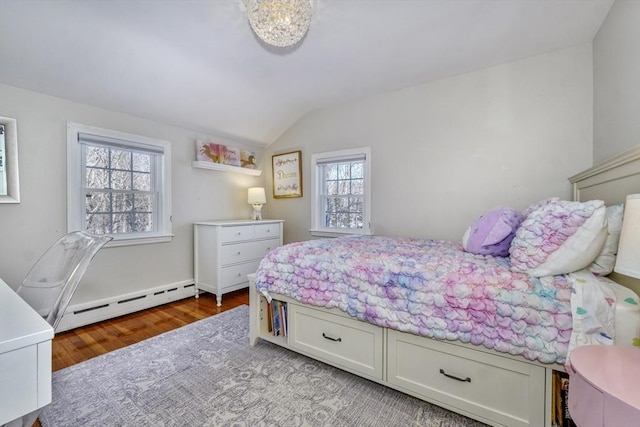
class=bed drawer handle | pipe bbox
[439,369,471,383]
[322,333,342,342]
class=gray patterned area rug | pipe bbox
[40,305,485,427]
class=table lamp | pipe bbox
[614,193,640,279]
[248,187,266,220]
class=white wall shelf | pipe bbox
[192,161,262,176]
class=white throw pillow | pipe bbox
[510,200,608,277]
[588,203,624,276]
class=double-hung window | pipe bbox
[67,123,172,246]
[310,147,372,237]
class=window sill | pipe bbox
[192,161,262,176]
[105,234,174,248]
[309,229,373,238]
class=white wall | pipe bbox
[0,41,607,308]
[266,45,594,244]
[0,84,266,304]
[593,0,640,163]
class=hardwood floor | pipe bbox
[52,289,249,371]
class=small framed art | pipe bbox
[272,150,302,198]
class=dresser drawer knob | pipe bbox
[439,369,471,383]
[322,332,342,342]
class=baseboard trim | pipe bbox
[56,280,197,332]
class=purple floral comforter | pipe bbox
[255,235,574,364]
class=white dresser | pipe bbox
[0,278,54,425]
[193,220,284,306]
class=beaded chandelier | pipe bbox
[244,0,312,48]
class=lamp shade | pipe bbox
[614,193,640,279]
[248,187,266,205]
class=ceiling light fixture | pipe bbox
[244,0,312,48]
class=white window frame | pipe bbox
[67,122,173,247]
[310,147,372,238]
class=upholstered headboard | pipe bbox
[569,145,640,294]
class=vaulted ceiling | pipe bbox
[0,0,614,146]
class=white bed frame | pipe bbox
[249,145,640,427]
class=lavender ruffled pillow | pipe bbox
[509,199,608,276]
[521,197,560,217]
[462,207,524,257]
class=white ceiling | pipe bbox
[0,0,614,146]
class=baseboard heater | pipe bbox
[56,281,196,332]
[117,295,147,304]
[73,303,110,315]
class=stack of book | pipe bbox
[552,371,577,427]
[267,300,288,337]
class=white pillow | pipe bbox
[588,203,624,276]
[510,200,608,276]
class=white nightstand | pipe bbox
[193,220,284,306]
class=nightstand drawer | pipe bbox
[255,223,281,239]
[220,239,280,265]
[289,304,383,380]
[221,225,255,243]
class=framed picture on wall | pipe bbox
[272,150,302,198]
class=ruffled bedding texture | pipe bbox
[255,236,619,365]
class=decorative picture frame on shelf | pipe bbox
[222,145,241,167]
[272,150,302,198]
[240,149,257,169]
[195,140,222,163]
[195,140,258,171]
